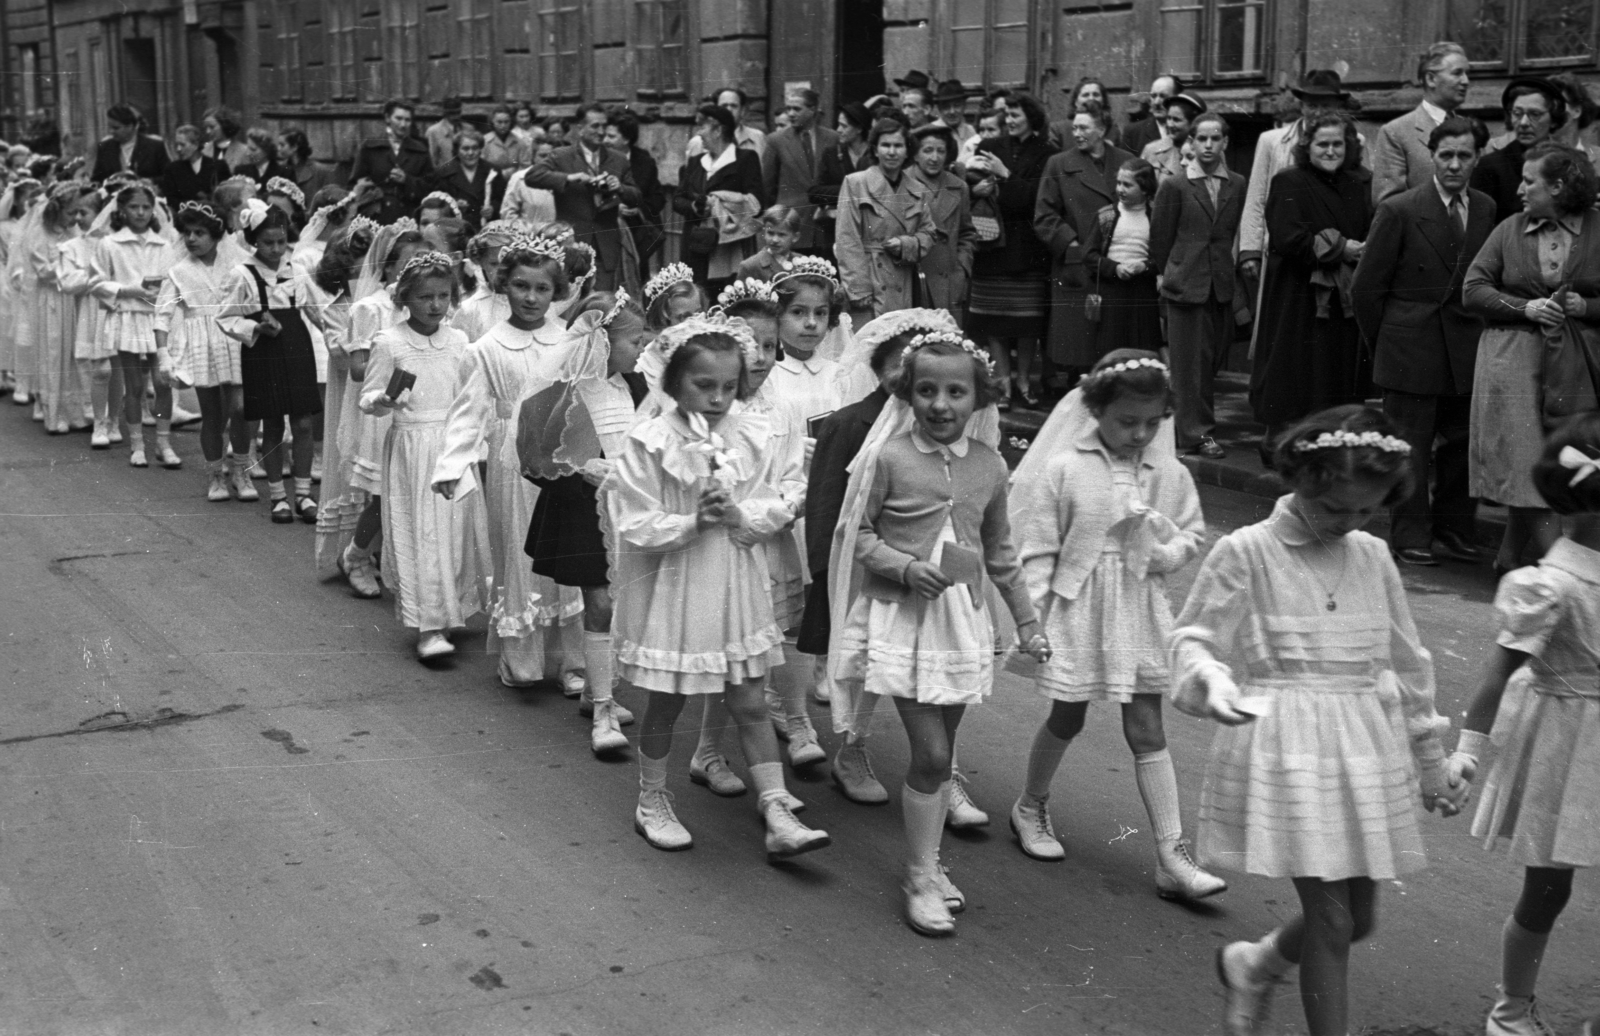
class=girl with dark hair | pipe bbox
[1249,112,1374,444]
[672,104,764,294]
[1084,157,1163,361]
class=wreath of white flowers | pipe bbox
[389,216,419,234]
[644,261,695,305]
[501,233,567,266]
[1291,430,1412,455]
[602,287,633,327]
[652,313,763,370]
[1084,356,1169,384]
[900,330,995,376]
[772,254,839,291]
[346,214,380,239]
[711,277,778,314]
[419,191,463,218]
[178,200,223,224]
[398,250,455,278]
[264,176,305,210]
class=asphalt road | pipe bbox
[0,404,1594,1036]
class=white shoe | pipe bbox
[10,390,29,405]
[157,443,182,469]
[1010,797,1065,861]
[689,753,747,796]
[90,422,111,449]
[170,404,202,429]
[831,739,889,804]
[786,715,826,767]
[635,788,692,850]
[1156,838,1227,901]
[1488,993,1559,1036]
[128,449,148,468]
[340,544,382,598]
[578,688,633,724]
[590,700,630,755]
[416,632,454,660]
[31,401,43,421]
[945,772,990,829]
[1216,941,1286,1036]
[231,464,260,501]
[903,870,955,936]
[206,468,232,502]
[762,799,829,861]
[107,423,124,444]
[560,670,586,699]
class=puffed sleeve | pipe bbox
[1494,565,1563,657]
[348,297,386,354]
[736,406,803,538]
[56,238,99,297]
[606,431,703,553]
[1009,453,1069,612]
[214,264,264,344]
[152,273,182,335]
[1379,546,1451,755]
[431,342,493,495]
[1168,533,1253,711]
[358,329,399,413]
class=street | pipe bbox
[0,403,1594,1036]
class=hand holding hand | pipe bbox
[1527,296,1567,328]
[1561,290,1588,318]
[1421,763,1469,816]
[579,458,614,487]
[1018,622,1052,663]
[696,487,730,531]
[432,479,459,500]
[904,561,954,600]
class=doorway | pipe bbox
[835,0,885,109]
[122,36,160,131]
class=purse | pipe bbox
[1540,283,1600,429]
[1085,248,1104,323]
[684,222,719,257]
[971,193,1005,251]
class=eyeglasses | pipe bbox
[1510,108,1550,124]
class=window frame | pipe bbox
[632,0,687,100]
[1158,0,1269,85]
[1449,0,1599,72]
[946,0,1034,94]
[537,1,584,103]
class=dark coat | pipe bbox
[91,134,169,183]
[1469,141,1527,224]
[289,161,340,206]
[673,149,766,219]
[1149,166,1248,304]
[762,124,840,250]
[430,159,503,229]
[235,158,291,189]
[805,387,891,574]
[348,136,435,224]
[1034,143,1134,364]
[1351,181,1495,397]
[910,165,975,315]
[161,156,230,207]
[811,142,875,248]
[1250,164,1376,426]
[1120,117,1163,159]
[527,144,643,286]
[624,144,667,260]
[972,131,1059,278]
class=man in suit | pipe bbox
[527,103,642,291]
[1121,75,1182,158]
[1471,77,1565,222]
[605,108,666,282]
[762,88,838,255]
[1352,116,1494,566]
[685,88,768,162]
[1150,111,1246,459]
[348,99,434,225]
[426,95,466,171]
[1372,42,1471,202]
[91,104,168,184]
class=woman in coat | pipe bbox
[1034,101,1135,377]
[673,104,765,293]
[811,102,875,255]
[430,127,501,230]
[967,92,1059,407]
[834,119,935,321]
[906,123,975,322]
[1464,142,1600,571]
[1249,112,1375,441]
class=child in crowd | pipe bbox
[451,219,521,342]
[1178,406,1466,1036]
[95,182,176,462]
[264,176,307,234]
[736,205,799,282]
[643,262,704,334]
[56,187,110,444]
[309,224,373,569]
[608,316,829,860]
[32,182,97,435]
[418,192,463,228]
[830,330,1050,936]
[1450,415,1600,1036]
[1007,350,1224,901]
[361,251,489,660]
[0,176,43,400]
[155,201,253,498]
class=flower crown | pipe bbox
[712,278,778,314]
[48,180,89,205]
[476,219,523,242]
[644,262,695,304]
[178,200,223,224]
[653,313,762,370]
[7,176,41,195]
[347,214,379,239]
[602,287,633,327]
[264,177,305,209]
[772,255,839,291]
[389,217,419,234]
[900,330,994,376]
[420,191,463,218]
[1084,357,1169,384]
[1291,430,1412,455]
[399,251,455,278]
[237,197,272,231]
[502,232,566,265]
[564,239,596,269]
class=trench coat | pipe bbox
[909,165,976,319]
[833,165,934,317]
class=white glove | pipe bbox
[1201,663,1251,726]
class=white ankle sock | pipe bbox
[293,476,312,498]
[774,642,811,720]
[902,783,949,874]
[1135,749,1184,843]
[1252,929,1296,977]
[583,632,614,704]
[638,751,667,794]
[749,760,786,811]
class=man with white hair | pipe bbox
[1371,42,1471,201]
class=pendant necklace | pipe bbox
[1293,503,1350,611]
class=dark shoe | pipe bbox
[1257,443,1275,469]
[1189,436,1227,460]
[1392,547,1440,567]
[1434,530,1488,563]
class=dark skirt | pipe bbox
[1091,272,1163,362]
[966,273,1050,340]
[795,575,831,656]
[524,473,609,588]
[241,306,322,420]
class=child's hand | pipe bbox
[696,487,730,531]
[1420,763,1468,816]
[120,285,156,304]
[1203,668,1252,726]
[1018,622,1052,663]
[905,561,953,600]
[257,314,281,339]
[803,436,816,465]
[432,479,459,500]
[579,458,614,487]
[1446,750,1478,789]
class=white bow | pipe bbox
[1559,444,1600,486]
[237,198,271,231]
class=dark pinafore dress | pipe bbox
[241,264,323,421]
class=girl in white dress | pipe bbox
[1182,405,1466,1036]
[0,176,43,398]
[1449,416,1600,1036]
[96,182,178,463]
[450,220,520,343]
[1007,351,1224,901]
[359,251,490,660]
[56,189,110,444]
[829,331,1050,936]
[155,202,253,499]
[432,235,587,689]
[31,183,98,435]
[308,226,371,570]
[609,316,830,861]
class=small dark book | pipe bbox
[386,366,417,401]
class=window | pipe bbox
[1161,0,1264,81]
[633,0,686,97]
[1450,0,1596,68]
[456,0,494,98]
[62,50,80,140]
[277,2,304,101]
[329,1,360,100]
[949,0,1030,90]
[384,0,423,98]
[538,2,582,101]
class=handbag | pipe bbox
[1084,248,1104,323]
[971,192,1005,251]
[1540,283,1600,429]
[684,221,719,258]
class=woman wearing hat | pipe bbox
[811,102,876,253]
[1141,93,1205,183]
[906,123,976,321]
[1472,78,1570,223]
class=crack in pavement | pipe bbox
[0,704,246,746]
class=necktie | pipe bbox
[1448,195,1466,251]
[801,131,815,176]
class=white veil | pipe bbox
[835,307,961,405]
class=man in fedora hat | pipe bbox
[427,95,466,171]
[894,70,932,93]
[1372,42,1471,202]
[934,79,976,148]
[1471,76,1566,222]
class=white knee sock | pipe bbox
[638,750,667,794]
[749,760,786,812]
[560,618,585,676]
[902,783,949,875]
[583,631,614,705]
[1134,748,1183,843]
[773,642,812,721]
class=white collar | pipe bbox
[109,226,164,244]
[911,427,970,457]
[1420,99,1449,126]
[777,352,828,375]
[703,143,738,176]
[1434,177,1467,212]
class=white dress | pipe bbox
[451,290,510,345]
[30,228,85,431]
[744,384,809,629]
[434,319,586,684]
[360,322,491,632]
[154,253,240,386]
[310,287,357,577]
[768,352,844,429]
[344,292,404,494]
[606,407,791,695]
[56,236,106,363]
[1170,495,1450,880]
[0,220,22,375]
[1472,539,1600,867]
[91,227,171,356]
